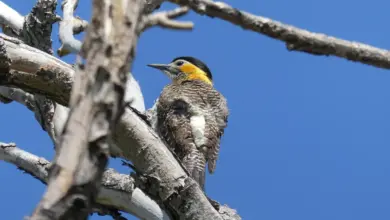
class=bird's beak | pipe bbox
[147,63,170,71]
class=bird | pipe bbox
[147,56,229,190]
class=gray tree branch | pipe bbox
[141,6,193,31]
[0,142,170,220]
[0,87,36,110]
[57,0,84,57]
[173,0,390,70]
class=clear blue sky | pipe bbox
[1,0,390,219]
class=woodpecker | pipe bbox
[147,56,229,190]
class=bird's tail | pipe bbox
[182,149,206,191]
[192,161,206,191]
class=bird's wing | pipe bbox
[158,98,207,190]
[205,89,229,174]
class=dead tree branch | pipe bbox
[173,0,390,70]
[141,6,193,31]
[0,142,170,220]
[0,87,36,110]
[57,0,84,57]
[0,33,74,105]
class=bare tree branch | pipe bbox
[0,33,74,105]
[141,6,194,31]
[0,142,170,220]
[57,0,83,57]
[173,0,390,69]
[0,87,36,110]
[0,18,240,220]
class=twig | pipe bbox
[141,6,193,31]
[172,0,390,69]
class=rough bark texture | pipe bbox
[0,33,74,105]
[22,0,59,54]
[173,0,390,70]
[29,0,145,219]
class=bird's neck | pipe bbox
[174,72,213,86]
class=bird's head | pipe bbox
[147,56,213,85]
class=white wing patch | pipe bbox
[190,115,206,148]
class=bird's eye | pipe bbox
[176,61,184,66]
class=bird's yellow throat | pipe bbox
[177,63,213,85]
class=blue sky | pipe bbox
[1,0,390,219]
